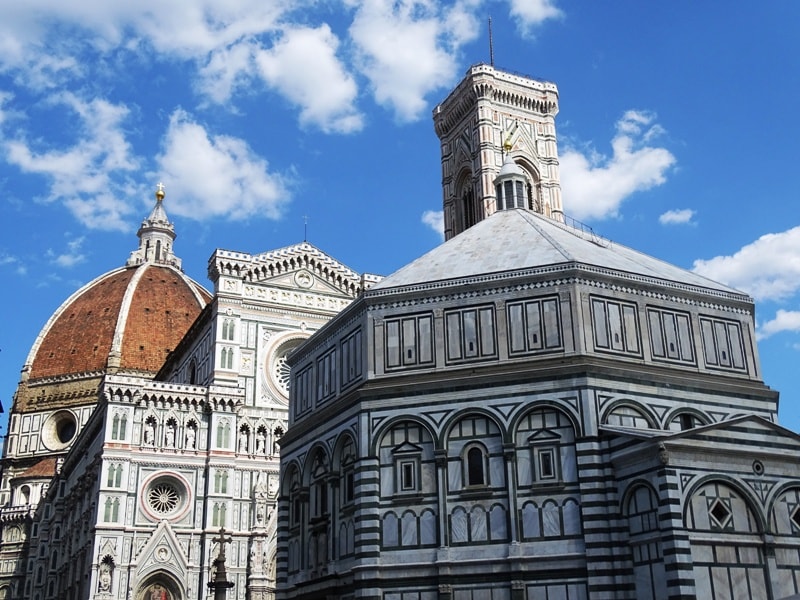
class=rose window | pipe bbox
[267,336,308,400]
[148,481,180,514]
[274,353,291,395]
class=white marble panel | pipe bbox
[420,510,436,545]
[521,503,540,539]
[421,463,435,492]
[561,447,577,482]
[517,453,532,486]
[563,499,581,536]
[470,506,487,541]
[401,511,418,546]
[380,465,394,495]
[710,566,729,598]
[542,502,561,537]
[448,462,462,490]
[489,457,504,486]
[451,508,468,543]
[383,513,398,547]
[490,504,507,540]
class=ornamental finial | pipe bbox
[155,182,165,201]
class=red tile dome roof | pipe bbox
[27,263,210,380]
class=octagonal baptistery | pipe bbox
[278,203,799,600]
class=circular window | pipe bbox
[265,334,309,402]
[57,419,76,443]
[273,352,292,394]
[148,481,180,514]
[142,474,190,521]
[42,411,78,450]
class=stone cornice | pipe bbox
[364,262,752,315]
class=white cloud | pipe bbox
[509,0,563,35]
[0,252,27,275]
[197,41,258,106]
[0,1,288,66]
[0,90,12,127]
[560,111,675,222]
[155,109,291,221]
[692,226,800,302]
[2,92,139,231]
[421,209,444,238]
[758,309,800,340]
[0,1,556,129]
[348,0,480,121]
[255,25,363,133]
[48,236,87,268]
[659,208,696,225]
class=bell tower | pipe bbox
[433,63,563,240]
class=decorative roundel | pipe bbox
[294,270,314,289]
[41,410,78,450]
[142,473,190,521]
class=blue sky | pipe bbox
[2,1,800,432]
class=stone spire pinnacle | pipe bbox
[127,183,182,269]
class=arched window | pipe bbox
[604,404,653,429]
[625,484,664,600]
[310,451,328,518]
[668,411,707,432]
[462,187,478,229]
[212,502,227,527]
[103,498,114,522]
[686,481,765,597]
[216,419,231,449]
[214,470,228,494]
[466,446,486,486]
[222,319,235,341]
[338,436,356,505]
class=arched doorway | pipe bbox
[136,572,183,600]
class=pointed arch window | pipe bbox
[103,497,120,522]
[107,464,123,488]
[221,347,234,370]
[111,412,128,441]
[216,419,231,449]
[462,186,479,229]
[222,319,236,341]
[212,502,227,527]
[214,470,229,494]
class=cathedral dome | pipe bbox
[13,185,211,412]
[26,263,210,381]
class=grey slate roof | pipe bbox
[372,209,744,297]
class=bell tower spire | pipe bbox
[127,182,182,268]
[433,63,563,240]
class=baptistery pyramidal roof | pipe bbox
[13,185,210,412]
[372,208,744,299]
